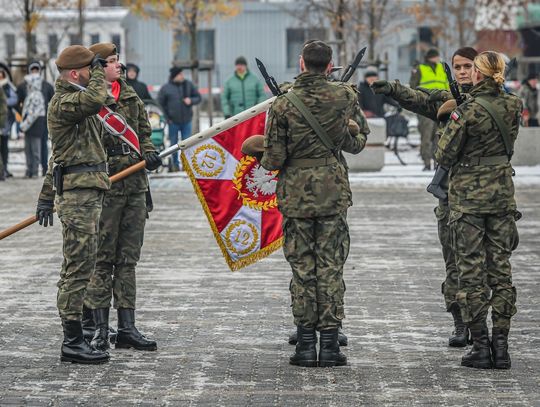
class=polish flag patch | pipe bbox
[450,111,461,121]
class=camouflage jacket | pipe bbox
[387,81,473,122]
[435,78,523,214]
[39,66,110,201]
[260,72,369,218]
[103,78,155,196]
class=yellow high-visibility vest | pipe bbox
[418,63,449,90]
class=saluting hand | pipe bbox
[91,53,108,69]
[370,80,392,95]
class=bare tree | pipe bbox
[129,0,241,131]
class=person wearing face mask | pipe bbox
[371,47,480,349]
[20,70,46,178]
[83,43,161,353]
[17,61,55,176]
[35,45,110,364]
[435,51,522,369]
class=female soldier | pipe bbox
[371,47,478,348]
[435,51,522,369]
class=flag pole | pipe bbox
[0,97,276,241]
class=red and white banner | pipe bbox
[98,106,141,156]
[181,112,283,270]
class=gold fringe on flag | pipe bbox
[181,153,283,271]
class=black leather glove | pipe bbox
[144,151,163,171]
[36,199,54,227]
[91,54,108,69]
[120,63,127,74]
[370,80,393,95]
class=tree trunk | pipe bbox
[24,0,33,62]
[336,0,346,65]
[78,0,85,45]
[368,0,376,62]
[189,15,200,133]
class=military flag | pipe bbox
[181,112,283,270]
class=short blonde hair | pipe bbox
[474,51,506,86]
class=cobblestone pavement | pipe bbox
[0,171,539,406]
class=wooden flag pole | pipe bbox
[0,97,275,241]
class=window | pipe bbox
[99,0,123,6]
[90,34,100,45]
[69,33,82,45]
[175,30,215,61]
[48,34,59,57]
[5,33,15,57]
[111,34,121,53]
[286,28,327,68]
[30,34,37,55]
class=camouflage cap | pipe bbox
[88,42,117,59]
[241,135,265,161]
[55,45,94,70]
[437,99,457,121]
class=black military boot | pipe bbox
[91,308,110,351]
[115,308,157,351]
[491,328,511,369]
[60,319,109,364]
[289,325,317,367]
[82,305,96,341]
[289,327,348,347]
[448,304,469,347]
[319,328,347,367]
[461,326,492,369]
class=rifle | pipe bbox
[443,62,466,106]
[504,57,517,79]
[340,47,367,82]
[255,58,282,97]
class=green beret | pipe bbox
[55,45,94,70]
[88,42,117,59]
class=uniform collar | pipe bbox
[293,72,328,87]
[470,78,501,97]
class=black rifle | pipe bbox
[255,58,282,97]
[427,62,458,200]
[443,62,466,106]
[340,47,367,82]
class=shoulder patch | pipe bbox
[450,111,460,121]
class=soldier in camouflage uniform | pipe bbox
[36,45,110,364]
[85,43,161,352]
[372,47,480,348]
[435,51,522,369]
[260,40,369,367]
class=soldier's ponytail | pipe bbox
[474,51,506,86]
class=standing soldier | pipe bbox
[260,40,369,367]
[410,48,449,170]
[35,45,110,364]
[85,43,161,352]
[435,51,522,369]
[371,47,479,347]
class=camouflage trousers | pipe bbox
[434,203,459,311]
[55,188,103,320]
[283,212,349,331]
[417,115,437,166]
[85,192,147,310]
[450,210,519,331]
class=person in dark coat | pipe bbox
[126,63,152,101]
[358,70,398,118]
[0,62,18,178]
[17,61,54,176]
[157,67,201,171]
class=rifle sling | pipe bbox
[474,96,513,159]
[284,91,339,160]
